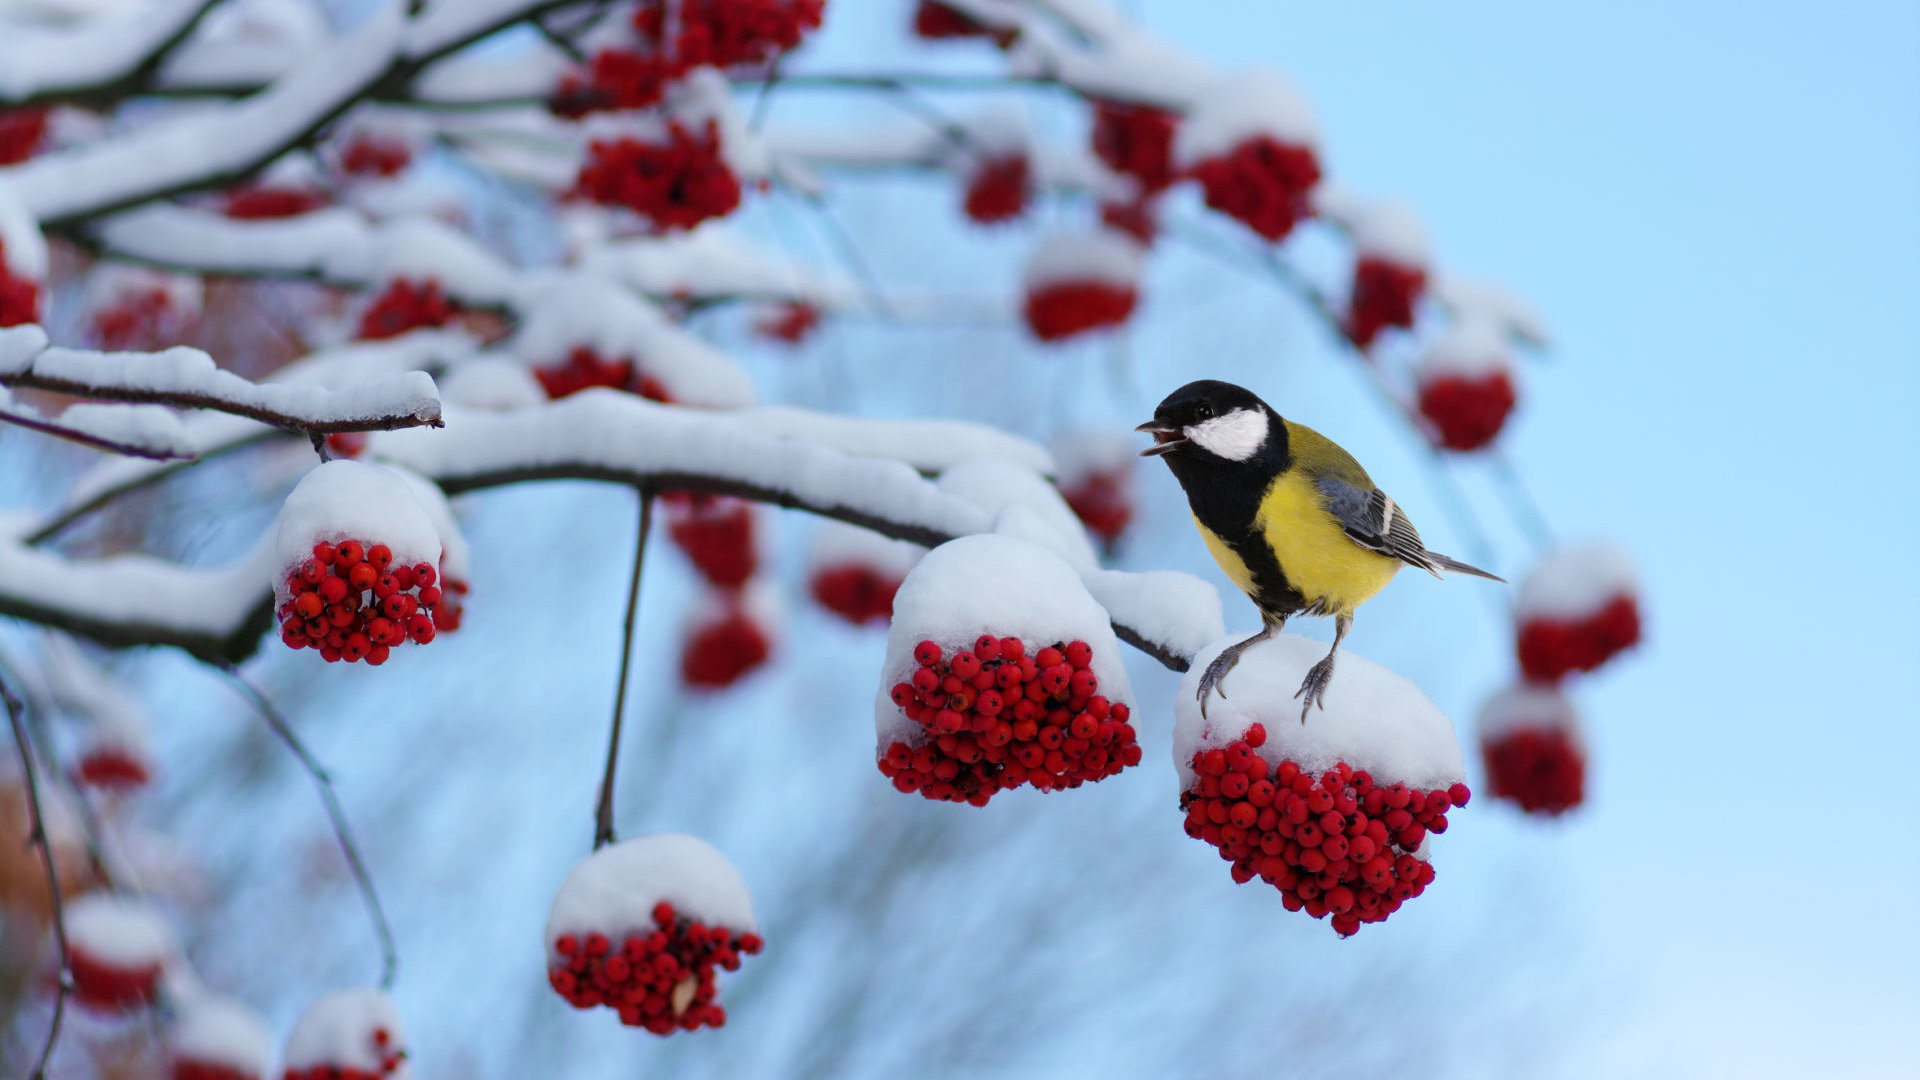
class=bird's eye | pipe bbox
[1194,403,1214,421]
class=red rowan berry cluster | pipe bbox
[90,286,183,352]
[912,0,1015,44]
[963,154,1029,224]
[222,186,329,220]
[550,49,680,118]
[339,134,412,177]
[809,563,900,625]
[1181,724,1470,936]
[0,245,40,328]
[534,346,636,399]
[1092,101,1178,194]
[281,1026,403,1080]
[0,105,49,164]
[1517,594,1641,683]
[1418,370,1516,452]
[681,602,772,688]
[573,123,742,230]
[276,540,455,664]
[1024,280,1137,342]
[667,497,757,588]
[1060,469,1133,550]
[633,0,825,71]
[356,278,454,340]
[1481,725,1584,815]
[755,301,820,344]
[880,636,1142,805]
[548,901,764,1035]
[77,745,150,792]
[1189,136,1322,242]
[1099,199,1156,245]
[68,942,162,1012]
[1346,254,1427,349]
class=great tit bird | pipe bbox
[1137,380,1503,721]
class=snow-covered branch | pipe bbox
[0,395,1218,670]
[0,0,221,106]
[0,328,443,438]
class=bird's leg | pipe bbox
[1294,613,1351,723]
[1197,618,1283,719]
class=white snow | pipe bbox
[272,460,443,600]
[936,459,1098,570]
[79,263,204,324]
[874,532,1133,748]
[437,360,545,412]
[1477,682,1581,742]
[1003,5,1214,109]
[282,987,405,1074]
[508,272,756,409]
[64,892,176,970]
[1081,567,1224,666]
[41,634,148,747]
[740,407,1053,476]
[0,324,48,373]
[364,217,516,305]
[1349,201,1431,267]
[1417,318,1513,381]
[1172,69,1321,167]
[6,3,407,223]
[13,343,441,428]
[1050,428,1135,485]
[579,223,854,307]
[0,0,208,99]
[0,385,197,459]
[409,42,568,105]
[0,179,48,278]
[1021,228,1143,290]
[1173,633,1465,792]
[1515,542,1638,621]
[686,578,782,650]
[810,519,922,578]
[544,834,758,951]
[171,993,273,1077]
[159,0,331,92]
[1431,274,1550,348]
[386,463,468,583]
[0,534,274,640]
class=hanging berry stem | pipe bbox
[215,663,397,990]
[1,672,70,1080]
[595,487,655,850]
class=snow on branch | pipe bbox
[0,395,1217,670]
[5,0,597,227]
[0,0,219,105]
[0,336,443,437]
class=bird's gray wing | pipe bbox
[1314,477,1443,577]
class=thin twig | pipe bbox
[789,191,902,321]
[748,56,784,133]
[594,488,654,849]
[214,664,397,989]
[24,429,282,546]
[2,673,70,1080]
[0,408,195,461]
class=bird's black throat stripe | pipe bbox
[1163,426,1306,620]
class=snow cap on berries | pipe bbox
[1479,683,1581,743]
[1172,69,1321,168]
[545,834,757,952]
[66,892,176,977]
[171,993,273,1079]
[273,461,442,604]
[1516,542,1638,622]
[387,464,469,586]
[1174,634,1464,793]
[283,988,406,1077]
[509,272,756,408]
[1419,318,1512,381]
[1021,228,1143,292]
[810,520,923,582]
[936,459,1099,571]
[874,533,1133,748]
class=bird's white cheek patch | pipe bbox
[1186,409,1269,461]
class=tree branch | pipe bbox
[1,673,71,1080]
[594,488,653,849]
[215,664,397,990]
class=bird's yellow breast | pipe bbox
[1257,469,1399,616]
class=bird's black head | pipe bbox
[1136,380,1287,468]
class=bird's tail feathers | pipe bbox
[1426,552,1506,583]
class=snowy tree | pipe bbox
[0,1,1642,1076]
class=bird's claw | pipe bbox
[1292,657,1336,724]
[1196,650,1240,719]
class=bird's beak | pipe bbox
[1135,419,1187,457]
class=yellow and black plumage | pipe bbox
[1137,379,1503,720]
